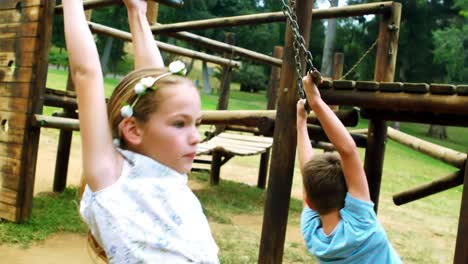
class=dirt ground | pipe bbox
[1,129,304,263]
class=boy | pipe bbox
[296,71,401,263]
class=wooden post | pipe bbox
[258,0,313,263]
[454,157,468,263]
[364,2,401,213]
[258,46,283,189]
[329,52,343,111]
[332,52,343,80]
[217,32,235,111]
[0,0,56,222]
[146,1,159,25]
[53,75,77,192]
[210,151,222,185]
[266,46,283,110]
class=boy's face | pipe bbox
[139,84,202,174]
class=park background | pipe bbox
[1,0,467,263]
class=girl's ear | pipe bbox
[119,117,143,147]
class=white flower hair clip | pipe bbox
[114,60,187,147]
[118,60,187,119]
[168,60,187,75]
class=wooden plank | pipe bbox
[217,132,273,144]
[0,52,35,67]
[333,80,355,90]
[0,83,31,98]
[0,6,42,23]
[356,81,379,91]
[211,137,272,149]
[0,127,25,144]
[214,136,273,147]
[0,38,39,52]
[0,110,28,129]
[208,141,267,153]
[379,81,402,92]
[402,82,429,93]
[0,22,39,38]
[0,142,23,159]
[0,156,22,176]
[0,201,18,222]
[429,83,456,95]
[456,85,468,95]
[0,97,28,112]
[1,171,20,190]
[0,66,34,82]
[0,0,42,10]
[0,187,18,205]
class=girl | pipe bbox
[62,0,219,262]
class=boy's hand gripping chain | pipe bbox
[280,0,322,113]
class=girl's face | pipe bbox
[138,84,202,174]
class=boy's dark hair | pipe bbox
[303,153,347,214]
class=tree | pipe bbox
[427,0,466,139]
[320,0,339,78]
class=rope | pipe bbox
[340,38,378,80]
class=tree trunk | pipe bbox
[100,36,114,75]
[320,0,338,78]
[427,125,448,140]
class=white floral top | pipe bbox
[80,149,219,263]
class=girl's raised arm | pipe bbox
[124,0,164,69]
[62,0,121,191]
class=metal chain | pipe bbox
[340,38,378,80]
[281,0,318,99]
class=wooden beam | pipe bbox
[161,27,281,67]
[386,127,466,169]
[55,0,182,13]
[87,21,241,68]
[320,89,468,115]
[454,158,468,263]
[361,109,468,127]
[150,2,394,34]
[258,0,313,262]
[393,170,464,205]
[34,110,358,131]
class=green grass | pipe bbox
[0,188,86,248]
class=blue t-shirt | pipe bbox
[301,193,402,264]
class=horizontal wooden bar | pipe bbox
[361,109,468,127]
[55,0,183,13]
[321,89,468,115]
[307,125,368,148]
[33,109,358,131]
[150,2,394,33]
[162,28,282,67]
[387,127,466,168]
[88,22,241,68]
[393,170,464,205]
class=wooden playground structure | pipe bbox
[0,0,467,263]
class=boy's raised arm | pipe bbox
[296,99,314,176]
[124,0,164,69]
[302,73,370,202]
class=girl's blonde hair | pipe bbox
[107,67,193,148]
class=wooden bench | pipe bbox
[194,132,273,187]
